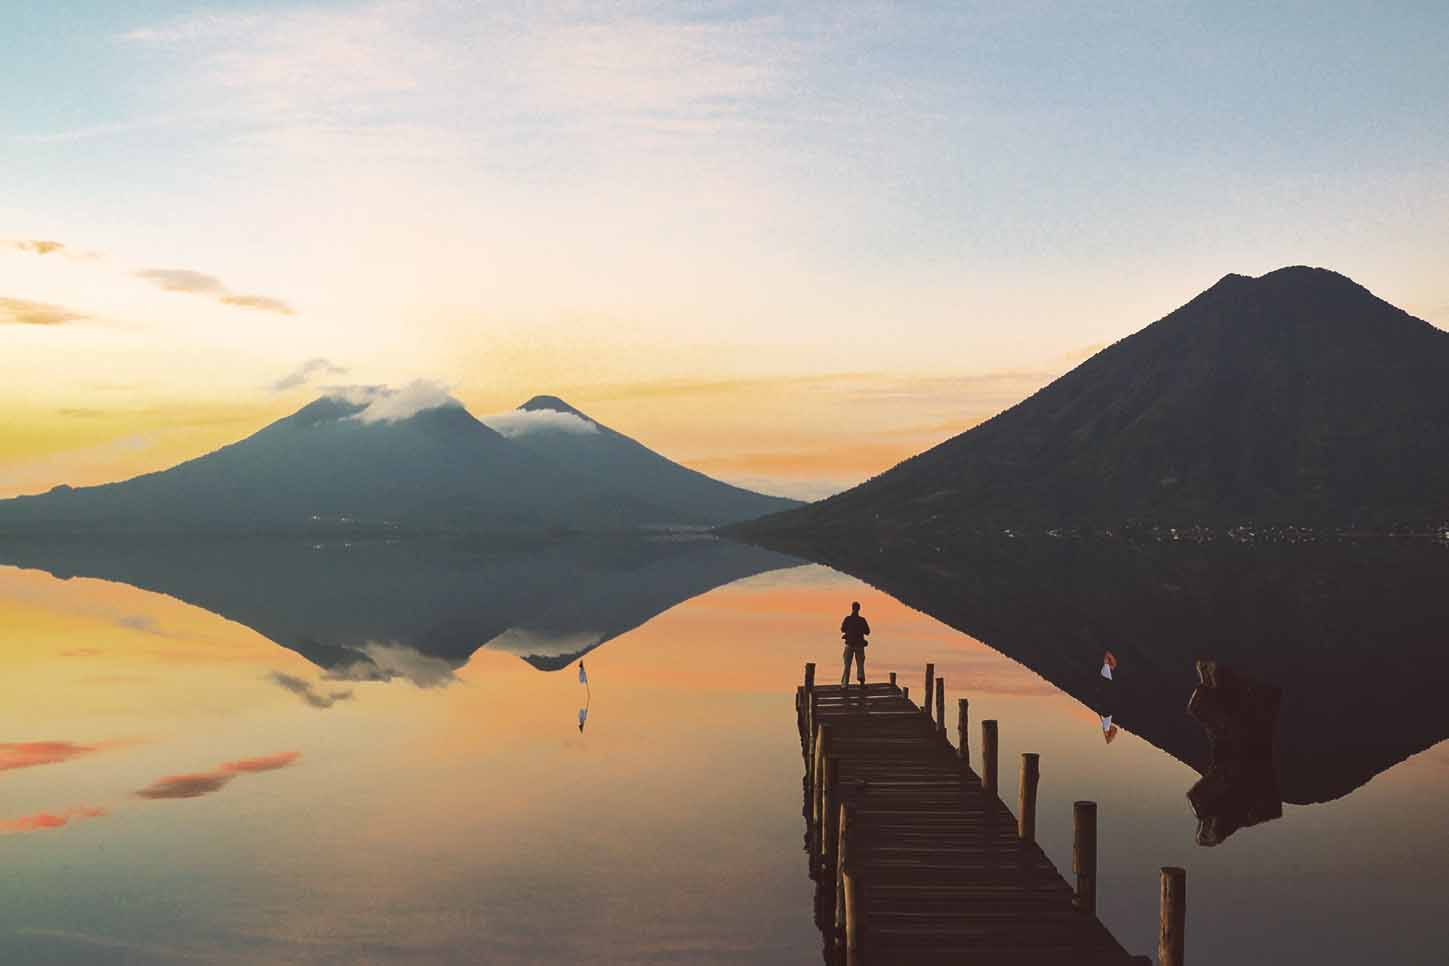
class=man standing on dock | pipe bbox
[840,601,870,687]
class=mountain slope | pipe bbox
[741,266,1449,541]
[0,394,662,534]
[488,394,802,526]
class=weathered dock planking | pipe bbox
[796,662,1169,965]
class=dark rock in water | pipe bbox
[1187,660,1284,846]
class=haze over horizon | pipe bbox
[4,1,1447,500]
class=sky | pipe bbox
[3,0,1447,499]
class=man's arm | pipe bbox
[862,618,871,635]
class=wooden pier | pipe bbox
[797,662,1175,965]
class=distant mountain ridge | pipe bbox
[496,395,801,526]
[0,390,800,534]
[739,266,1449,544]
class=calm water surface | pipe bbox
[2,541,1447,964]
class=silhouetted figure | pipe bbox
[840,601,870,686]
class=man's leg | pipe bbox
[854,647,866,685]
[841,645,853,686]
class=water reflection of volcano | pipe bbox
[0,534,804,676]
[736,532,1449,806]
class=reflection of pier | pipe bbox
[796,663,1175,965]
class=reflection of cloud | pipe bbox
[0,296,87,326]
[325,642,457,688]
[269,671,353,709]
[116,614,162,634]
[221,751,301,774]
[483,408,600,438]
[135,268,293,314]
[136,750,301,800]
[270,357,347,391]
[59,647,104,657]
[136,772,233,800]
[0,806,107,835]
[0,741,99,773]
[350,380,461,424]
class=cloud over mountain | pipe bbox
[271,357,348,392]
[483,408,600,438]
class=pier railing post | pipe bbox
[901,686,909,704]
[923,663,935,721]
[1159,867,1186,966]
[888,671,896,688]
[957,699,970,762]
[1072,801,1097,914]
[935,677,945,735]
[1018,753,1040,844]
[982,720,999,796]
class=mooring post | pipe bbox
[812,724,831,839]
[841,802,862,966]
[1159,866,1186,966]
[982,719,999,796]
[888,671,896,688]
[935,677,946,735]
[923,663,935,721]
[1018,753,1040,844]
[957,698,970,762]
[821,756,840,878]
[902,685,909,704]
[804,662,815,697]
[1073,801,1098,914]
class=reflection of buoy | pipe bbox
[578,661,588,685]
[578,706,588,732]
[1100,714,1119,744]
[1100,650,1117,681]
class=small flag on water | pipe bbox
[1095,715,1118,747]
[578,661,588,685]
[1100,650,1117,681]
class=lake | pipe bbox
[3,535,1447,964]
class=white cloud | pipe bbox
[271,357,348,392]
[347,379,460,423]
[481,408,599,438]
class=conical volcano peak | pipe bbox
[518,394,591,420]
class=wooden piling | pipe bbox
[923,663,935,721]
[935,676,945,734]
[1073,801,1098,914]
[1019,753,1040,844]
[888,671,896,688]
[901,685,909,704]
[982,719,999,796]
[1159,867,1186,966]
[841,802,862,966]
[821,756,840,877]
[957,698,970,761]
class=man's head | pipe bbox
[851,601,861,613]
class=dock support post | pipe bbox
[820,756,840,878]
[1018,753,1039,844]
[935,677,945,735]
[982,720,999,796]
[957,699,970,762]
[812,724,831,842]
[841,803,862,966]
[1159,867,1186,966]
[888,671,896,688]
[923,663,935,721]
[901,686,909,705]
[1072,801,1097,914]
